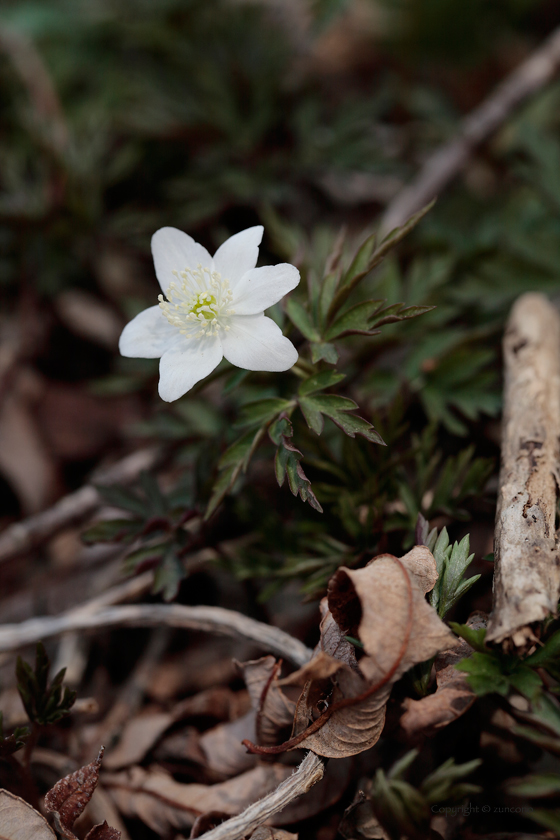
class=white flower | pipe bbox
[119,225,300,401]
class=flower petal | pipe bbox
[158,335,223,402]
[119,305,179,358]
[152,227,212,293]
[212,226,263,288]
[231,264,300,315]
[221,314,298,371]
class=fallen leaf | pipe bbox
[0,381,58,514]
[0,790,56,839]
[238,657,296,746]
[338,790,389,840]
[104,712,173,770]
[103,763,293,834]
[250,828,298,840]
[245,547,455,759]
[55,290,123,350]
[83,821,121,840]
[45,747,104,833]
[400,612,487,737]
[199,710,258,777]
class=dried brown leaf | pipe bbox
[44,747,104,832]
[199,710,258,777]
[103,763,293,834]
[250,828,298,840]
[0,790,56,840]
[104,713,173,771]
[400,612,487,737]
[338,790,389,840]
[189,811,231,837]
[238,657,296,747]
[83,821,121,840]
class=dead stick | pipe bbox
[195,752,324,840]
[0,603,313,667]
[0,447,163,563]
[379,25,560,237]
[487,293,560,646]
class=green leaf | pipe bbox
[285,297,320,341]
[82,518,141,545]
[429,531,479,617]
[449,622,487,653]
[299,393,385,444]
[310,341,339,364]
[153,549,185,601]
[325,299,385,340]
[318,271,340,327]
[274,422,323,513]
[95,484,148,517]
[531,809,560,832]
[506,773,560,797]
[205,427,267,518]
[341,231,376,287]
[236,398,293,429]
[370,302,435,329]
[455,652,510,696]
[526,628,560,667]
[298,370,345,396]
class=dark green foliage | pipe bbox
[427,527,480,618]
[270,415,322,512]
[0,711,29,758]
[83,471,199,600]
[368,750,481,840]
[16,643,76,726]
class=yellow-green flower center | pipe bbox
[158,265,234,338]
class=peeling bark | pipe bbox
[487,293,560,646]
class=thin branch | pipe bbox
[487,293,560,647]
[379,24,560,237]
[0,603,313,667]
[195,751,324,840]
[0,446,164,564]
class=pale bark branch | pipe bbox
[196,751,324,840]
[0,447,163,564]
[487,292,560,646]
[380,25,560,237]
[0,603,314,666]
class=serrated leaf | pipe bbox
[298,370,345,396]
[205,427,266,518]
[299,393,385,444]
[449,621,487,653]
[318,271,340,327]
[152,549,185,601]
[285,297,320,341]
[82,519,141,545]
[341,231,376,287]
[455,652,510,696]
[310,341,339,364]
[235,398,293,429]
[325,299,385,340]
[95,484,148,517]
[274,424,322,512]
[429,531,478,617]
[370,303,435,329]
[139,471,167,516]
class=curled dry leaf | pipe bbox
[0,790,56,840]
[244,547,455,759]
[400,612,487,737]
[83,821,121,840]
[44,747,105,835]
[237,657,296,746]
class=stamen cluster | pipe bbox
[158,264,235,338]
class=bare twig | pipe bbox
[0,603,313,667]
[0,446,163,564]
[196,751,324,840]
[487,293,560,646]
[380,25,560,237]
